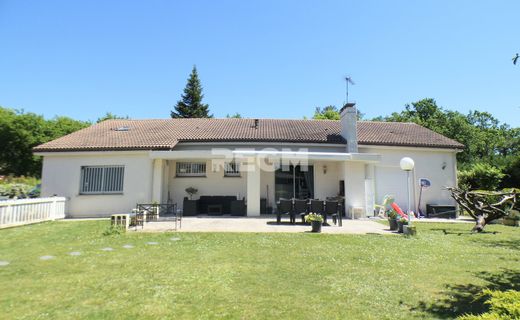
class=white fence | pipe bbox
[0,197,66,229]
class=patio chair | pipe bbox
[325,201,341,226]
[310,199,325,223]
[293,199,309,224]
[276,199,294,224]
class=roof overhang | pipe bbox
[149,150,381,163]
[232,150,381,162]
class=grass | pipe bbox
[0,221,519,319]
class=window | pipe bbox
[176,162,206,177]
[80,166,125,194]
[224,161,240,177]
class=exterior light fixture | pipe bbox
[400,157,415,172]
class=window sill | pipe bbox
[224,175,242,178]
[78,193,124,196]
[175,175,207,178]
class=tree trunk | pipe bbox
[447,187,517,233]
[472,215,486,232]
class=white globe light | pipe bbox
[400,157,415,171]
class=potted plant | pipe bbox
[185,187,198,200]
[387,209,398,231]
[183,187,199,216]
[305,213,324,233]
[397,217,408,233]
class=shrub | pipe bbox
[0,176,40,198]
[458,163,505,190]
[305,213,324,223]
[102,225,125,236]
[458,289,520,319]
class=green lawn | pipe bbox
[0,221,519,319]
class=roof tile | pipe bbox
[33,118,464,152]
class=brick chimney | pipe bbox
[340,103,358,153]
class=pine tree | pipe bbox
[171,66,212,118]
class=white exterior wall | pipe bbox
[260,161,276,212]
[38,144,458,218]
[360,146,458,213]
[40,152,153,217]
[343,161,368,217]
[313,161,341,200]
[168,159,247,211]
[246,158,261,216]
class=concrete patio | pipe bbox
[132,215,392,234]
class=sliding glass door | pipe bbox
[275,165,314,201]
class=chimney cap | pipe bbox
[339,102,356,113]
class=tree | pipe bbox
[171,66,212,118]
[458,163,505,190]
[0,108,44,176]
[313,106,340,120]
[226,113,242,118]
[97,112,129,123]
[373,98,519,170]
[312,105,364,120]
[0,106,89,177]
[502,156,520,188]
[448,187,518,232]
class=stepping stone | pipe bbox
[40,255,55,260]
[122,244,134,249]
[101,247,114,251]
[69,251,81,256]
[146,241,159,245]
[0,260,10,267]
[170,237,181,241]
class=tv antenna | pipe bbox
[345,76,355,103]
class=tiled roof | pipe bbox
[357,121,464,149]
[33,118,464,152]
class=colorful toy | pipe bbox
[391,202,408,220]
[375,195,395,217]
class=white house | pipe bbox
[33,104,463,218]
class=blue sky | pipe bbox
[1,0,519,126]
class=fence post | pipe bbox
[6,203,12,225]
[51,197,57,220]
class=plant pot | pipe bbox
[397,220,404,233]
[311,220,322,233]
[183,199,199,216]
[388,218,398,231]
[403,225,417,236]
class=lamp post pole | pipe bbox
[407,170,412,226]
[400,157,415,227]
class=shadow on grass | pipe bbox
[413,269,520,318]
[266,221,304,226]
[429,228,500,236]
[265,221,334,227]
[478,239,520,251]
